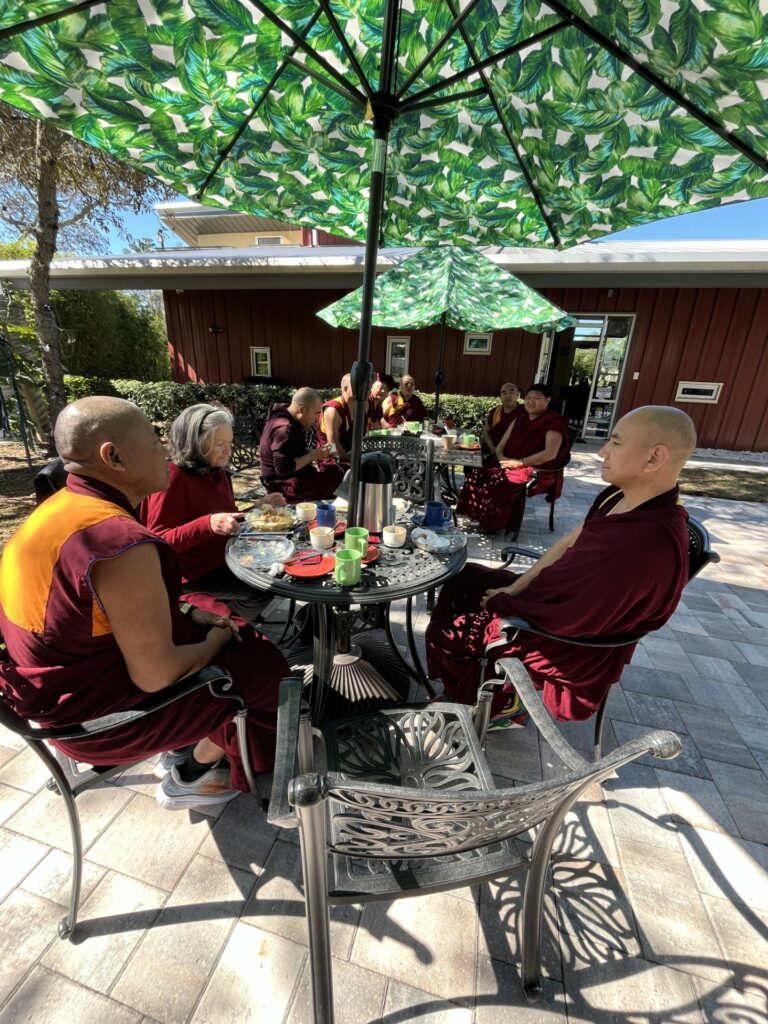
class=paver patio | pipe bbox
[0,449,766,1023]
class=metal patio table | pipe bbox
[433,443,483,507]
[226,531,466,719]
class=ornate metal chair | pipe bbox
[361,435,435,506]
[230,413,263,470]
[0,663,261,940]
[490,515,720,759]
[269,666,681,1021]
[508,425,578,541]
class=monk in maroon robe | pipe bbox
[427,406,697,724]
[367,372,395,431]
[457,382,569,535]
[481,382,525,457]
[382,374,427,427]
[317,372,367,462]
[0,397,289,813]
[260,387,344,501]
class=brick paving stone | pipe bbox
[0,828,49,901]
[0,966,141,1024]
[285,957,387,1024]
[611,719,710,780]
[692,978,768,1024]
[676,824,768,914]
[700,896,768,996]
[475,958,568,1023]
[0,783,32,827]
[703,760,768,844]
[477,874,563,982]
[0,889,62,1006]
[21,849,105,909]
[5,780,133,853]
[674,703,758,769]
[735,642,768,666]
[623,691,688,732]
[654,767,739,836]
[381,980,473,1022]
[553,859,640,958]
[620,665,694,703]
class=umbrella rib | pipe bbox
[394,0,485,100]
[404,86,488,115]
[0,0,108,41]
[437,0,562,247]
[316,0,374,102]
[284,54,366,108]
[194,8,325,201]
[401,21,568,109]
[543,0,768,173]
[243,0,366,106]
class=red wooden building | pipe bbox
[2,225,767,451]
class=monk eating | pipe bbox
[456,382,569,535]
[317,372,366,462]
[0,397,288,811]
[426,406,696,728]
[260,387,344,501]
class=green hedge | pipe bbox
[64,377,498,432]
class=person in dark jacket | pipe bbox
[260,387,344,500]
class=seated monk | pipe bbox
[427,406,696,728]
[316,372,367,462]
[259,387,344,501]
[456,382,569,535]
[367,372,395,431]
[480,382,524,459]
[142,403,285,619]
[382,373,427,427]
[0,397,289,812]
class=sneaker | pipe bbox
[156,766,240,812]
[153,745,194,779]
[487,695,529,731]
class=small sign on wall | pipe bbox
[675,381,723,404]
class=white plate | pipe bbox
[232,535,295,568]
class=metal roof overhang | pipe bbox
[1,242,768,291]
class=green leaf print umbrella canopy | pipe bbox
[2,0,768,525]
[318,246,574,332]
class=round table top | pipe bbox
[226,529,467,606]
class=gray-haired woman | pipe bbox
[141,403,284,613]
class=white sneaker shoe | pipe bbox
[153,746,193,779]
[156,765,240,812]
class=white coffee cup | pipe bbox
[296,501,317,522]
[382,525,407,548]
[310,526,334,550]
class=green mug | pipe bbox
[345,526,369,557]
[334,548,362,586]
[406,421,421,433]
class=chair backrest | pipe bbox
[33,456,67,505]
[361,435,435,505]
[687,515,720,581]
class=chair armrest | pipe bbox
[26,666,233,742]
[495,658,588,772]
[268,676,304,829]
[492,617,644,650]
[499,545,542,567]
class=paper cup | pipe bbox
[442,435,456,449]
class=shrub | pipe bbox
[63,378,498,433]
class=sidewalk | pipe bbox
[0,452,766,1023]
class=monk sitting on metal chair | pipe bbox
[427,406,697,729]
[0,396,288,812]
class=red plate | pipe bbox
[455,444,481,451]
[284,550,335,577]
[307,518,347,537]
[361,543,380,565]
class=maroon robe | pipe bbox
[366,394,385,431]
[317,396,356,458]
[427,486,689,721]
[485,403,525,448]
[457,408,569,534]
[382,391,427,427]
[1,474,288,788]
[259,403,344,501]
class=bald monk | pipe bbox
[457,382,569,535]
[317,372,367,462]
[427,406,696,727]
[382,374,427,427]
[0,397,288,811]
[481,382,525,457]
[259,387,344,500]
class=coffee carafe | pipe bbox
[358,451,394,533]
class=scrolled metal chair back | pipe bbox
[361,436,434,504]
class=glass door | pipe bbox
[582,315,635,440]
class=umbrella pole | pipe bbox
[433,311,446,422]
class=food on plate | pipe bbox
[246,506,295,531]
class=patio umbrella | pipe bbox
[317,244,575,418]
[1,1,767,525]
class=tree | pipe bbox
[0,103,174,427]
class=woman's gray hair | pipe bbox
[168,403,234,474]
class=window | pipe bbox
[463,332,493,355]
[250,347,272,377]
[675,381,723,404]
[386,336,410,377]
[255,235,282,245]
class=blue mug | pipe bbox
[316,502,337,529]
[424,501,451,529]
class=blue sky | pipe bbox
[108,196,768,252]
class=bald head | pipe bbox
[620,406,697,471]
[55,397,150,469]
[289,386,323,428]
[292,387,321,408]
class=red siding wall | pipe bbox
[163,285,768,451]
